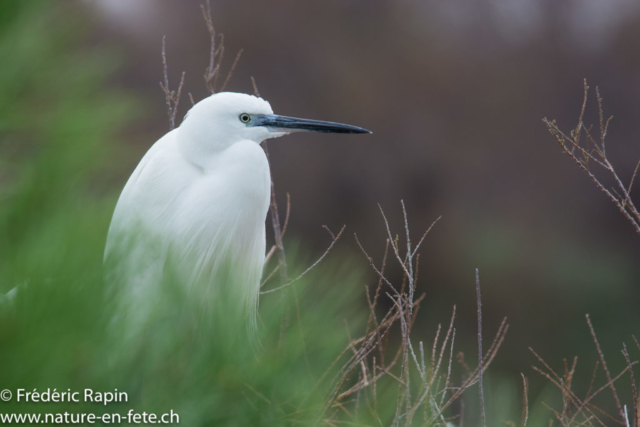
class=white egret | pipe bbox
[105,92,370,333]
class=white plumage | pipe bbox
[105,92,369,333]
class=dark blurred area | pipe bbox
[81,0,639,397]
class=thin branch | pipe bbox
[261,226,346,294]
[621,343,638,427]
[220,49,243,92]
[377,204,412,283]
[531,363,608,427]
[262,142,288,284]
[624,157,640,208]
[412,215,442,258]
[200,0,242,94]
[175,72,186,123]
[324,202,503,425]
[159,37,186,130]
[430,306,457,389]
[264,193,291,266]
[521,373,529,427]
[251,76,261,97]
[201,0,216,93]
[260,262,281,288]
[161,36,172,128]
[476,269,486,427]
[574,364,636,425]
[353,233,397,295]
[543,80,640,235]
[439,328,456,407]
[586,314,626,422]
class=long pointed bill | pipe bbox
[253,114,371,134]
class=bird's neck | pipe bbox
[176,125,230,171]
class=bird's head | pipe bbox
[178,92,370,154]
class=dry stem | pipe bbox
[543,79,640,236]
[159,36,185,130]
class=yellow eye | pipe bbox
[239,113,251,123]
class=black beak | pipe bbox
[253,114,371,134]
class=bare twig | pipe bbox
[353,233,397,295]
[161,36,172,127]
[201,0,242,94]
[220,49,243,92]
[431,323,442,371]
[412,215,442,258]
[318,203,508,425]
[439,328,456,407]
[159,37,186,130]
[430,306,457,389]
[440,317,509,413]
[262,142,288,285]
[521,373,529,427]
[622,343,638,427]
[320,202,507,426]
[624,158,640,209]
[544,80,640,235]
[531,342,637,427]
[587,314,626,422]
[476,269,486,427]
[251,76,261,97]
[261,226,346,294]
[201,0,217,93]
[260,262,281,288]
[264,193,291,266]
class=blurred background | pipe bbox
[2,0,640,421]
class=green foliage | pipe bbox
[0,1,134,284]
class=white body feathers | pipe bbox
[105,93,274,329]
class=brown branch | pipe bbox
[262,142,288,285]
[521,373,529,427]
[624,157,640,209]
[430,306,456,389]
[622,343,638,427]
[251,76,261,97]
[587,360,600,403]
[587,314,626,422]
[201,0,216,94]
[220,49,243,92]
[325,203,504,425]
[261,226,346,294]
[575,365,636,425]
[412,215,442,258]
[441,317,509,411]
[260,262,281,288]
[531,342,636,427]
[264,193,291,266]
[531,363,608,427]
[353,233,398,296]
[159,37,186,130]
[543,80,640,236]
[476,269,486,427]
[431,323,442,372]
[377,204,412,283]
[200,0,242,94]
